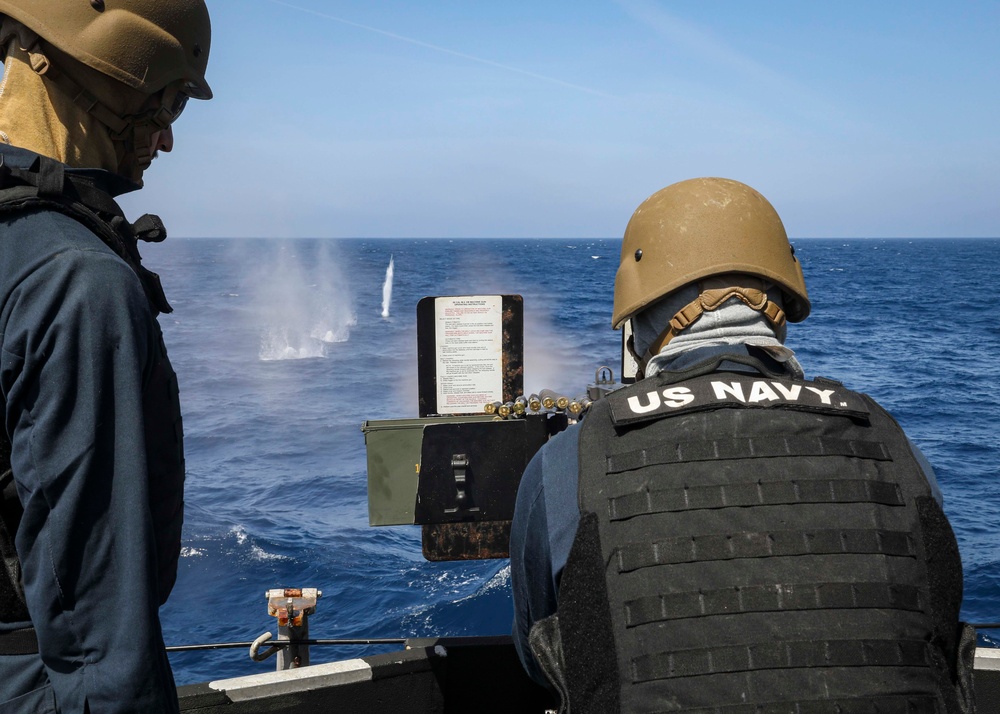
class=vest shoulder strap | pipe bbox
[0,154,172,315]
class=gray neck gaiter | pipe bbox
[632,283,805,378]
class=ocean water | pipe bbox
[136,237,1000,685]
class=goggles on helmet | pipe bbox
[149,89,189,130]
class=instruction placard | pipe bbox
[434,296,503,414]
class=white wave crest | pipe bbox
[228,525,289,562]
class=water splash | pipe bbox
[228,525,290,562]
[252,242,357,361]
[381,255,394,318]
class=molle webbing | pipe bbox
[609,478,903,521]
[560,374,966,714]
[614,528,916,572]
[669,695,942,714]
[631,638,931,683]
[623,582,925,627]
[606,435,890,473]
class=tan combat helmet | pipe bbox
[0,0,211,179]
[613,178,810,351]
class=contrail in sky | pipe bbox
[269,0,610,98]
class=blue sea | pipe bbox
[137,237,1000,685]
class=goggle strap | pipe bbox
[20,32,182,145]
[22,41,132,137]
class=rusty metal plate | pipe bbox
[422,521,512,561]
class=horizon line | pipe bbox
[165,235,1000,241]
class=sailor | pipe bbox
[0,1,211,711]
[510,178,976,713]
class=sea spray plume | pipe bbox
[448,245,579,395]
[381,255,394,318]
[252,241,357,360]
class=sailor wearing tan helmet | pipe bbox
[511,178,973,713]
[0,1,211,711]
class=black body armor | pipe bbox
[549,371,975,713]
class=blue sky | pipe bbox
[120,0,999,238]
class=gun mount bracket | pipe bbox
[445,453,478,515]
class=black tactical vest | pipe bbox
[552,371,975,714]
[0,154,184,649]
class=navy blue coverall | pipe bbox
[0,145,183,712]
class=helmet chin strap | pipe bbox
[625,332,647,381]
[123,83,182,178]
[637,278,788,369]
